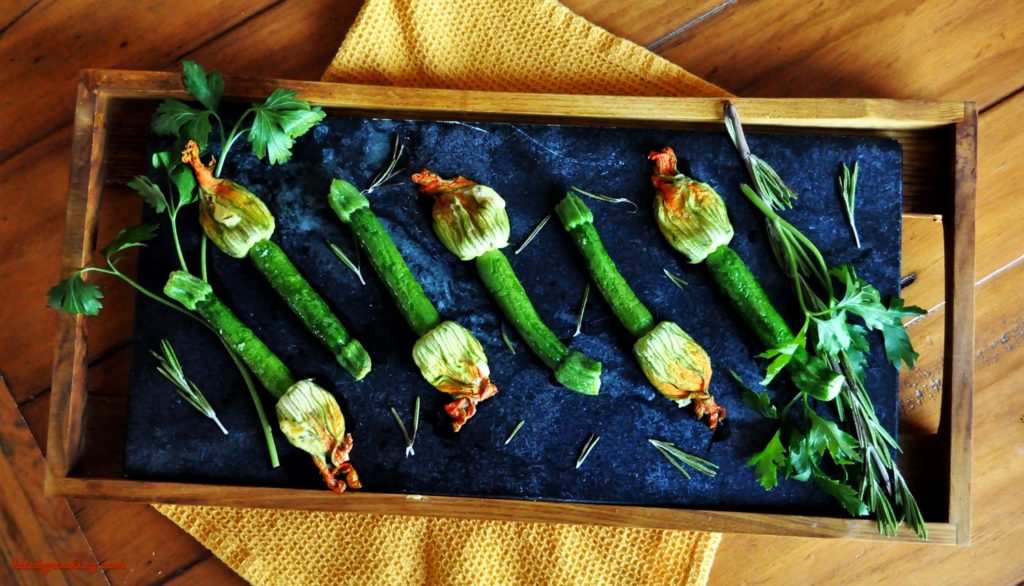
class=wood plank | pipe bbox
[563,0,729,48]
[0,376,105,586]
[657,0,1024,109]
[713,261,1024,584]
[160,556,242,586]
[0,0,280,163]
[901,93,1024,314]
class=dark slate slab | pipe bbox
[124,113,903,516]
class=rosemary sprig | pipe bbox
[500,322,517,355]
[573,283,591,337]
[575,434,600,469]
[649,439,718,478]
[570,185,639,213]
[327,239,366,285]
[363,135,406,195]
[514,214,551,254]
[663,268,689,290]
[725,102,927,539]
[151,339,227,434]
[504,420,525,445]
[839,161,861,248]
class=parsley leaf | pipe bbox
[102,224,159,258]
[747,430,786,490]
[127,175,168,213]
[152,150,197,206]
[814,473,869,516]
[812,311,852,354]
[807,410,861,465]
[47,273,104,316]
[756,319,807,385]
[152,100,213,151]
[731,370,777,419]
[247,88,326,165]
[181,60,224,112]
[786,431,817,482]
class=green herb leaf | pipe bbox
[127,175,168,213]
[102,224,159,258]
[152,150,198,207]
[747,430,786,490]
[814,472,869,516]
[47,273,103,316]
[730,370,777,419]
[248,88,326,165]
[756,319,807,385]
[807,410,861,465]
[838,161,861,248]
[181,60,224,112]
[152,100,213,150]
[812,312,852,354]
[151,338,227,434]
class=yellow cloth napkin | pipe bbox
[157,1,729,584]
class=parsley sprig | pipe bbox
[725,103,927,538]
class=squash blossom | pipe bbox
[634,321,725,428]
[411,170,510,260]
[649,147,734,264]
[276,379,361,493]
[412,321,498,432]
[183,141,275,258]
[413,170,603,396]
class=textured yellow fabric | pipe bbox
[322,0,728,98]
[155,505,722,586]
[157,1,729,584]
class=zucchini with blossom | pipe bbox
[648,147,842,400]
[182,141,372,380]
[164,271,361,493]
[328,178,498,431]
[555,191,724,427]
[412,170,602,396]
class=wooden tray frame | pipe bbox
[46,69,975,544]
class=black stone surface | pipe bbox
[125,114,903,516]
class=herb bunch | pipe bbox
[725,103,927,538]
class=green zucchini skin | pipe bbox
[248,239,371,380]
[328,181,442,337]
[164,271,295,398]
[555,193,655,339]
[703,244,840,398]
[475,249,601,395]
[704,245,795,349]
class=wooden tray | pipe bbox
[47,69,975,544]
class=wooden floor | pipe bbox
[1,0,1022,583]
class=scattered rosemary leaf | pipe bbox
[570,185,639,213]
[151,339,227,434]
[650,439,718,478]
[839,161,861,248]
[412,396,421,444]
[364,135,406,195]
[663,268,688,290]
[390,405,415,457]
[575,434,601,469]
[514,213,551,255]
[328,240,366,285]
[504,420,526,445]
[573,283,591,337]
[500,322,517,355]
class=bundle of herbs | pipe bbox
[723,103,926,537]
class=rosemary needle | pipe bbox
[328,240,366,285]
[663,268,688,290]
[570,186,639,213]
[649,439,718,478]
[151,339,227,435]
[575,434,601,469]
[514,214,551,254]
[500,322,517,355]
[839,161,861,248]
[390,405,415,457]
[504,420,525,445]
[573,283,591,337]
